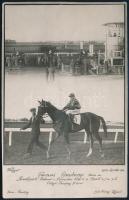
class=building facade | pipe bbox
[103,22,124,73]
[5,40,104,55]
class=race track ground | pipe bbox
[4,132,125,165]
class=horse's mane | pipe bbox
[46,101,59,111]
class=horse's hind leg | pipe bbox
[65,143,71,160]
[94,132,104,157]
[86,132,93,157]
[64,133,71,160]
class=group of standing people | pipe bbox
[5,49,103,75]
[72,50,98,75]
[6,53,19,68]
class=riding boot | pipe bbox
[69,114,74,131]
[69,114,74,122]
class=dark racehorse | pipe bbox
[37,100,107,159]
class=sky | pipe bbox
[5,4,124,42]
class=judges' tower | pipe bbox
[103,22,124,73]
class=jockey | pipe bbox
[63,93,81,115]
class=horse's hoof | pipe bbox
[67,153,71,160]
[100,153,105,158]
[23,153,31,159]
[86,149,92,157]
[67,155,71,160]
[46,152,50,159]
[86,153,92,157]
[86,153,91,157]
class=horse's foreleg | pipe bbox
[64,134,71,160]
[47,131,53,159]
[47,132,60,159]
[87,133,93,157]
[47,143,51,159]
[47,138,51,159]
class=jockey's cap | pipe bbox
[30,108,36,112]
[69,93,75,97]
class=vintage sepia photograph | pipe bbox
[3,3,126,166]
[2,2,128,198]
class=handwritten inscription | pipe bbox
[7,189,29,196]
[16,171,84,186]
[6,167,125,197]
[94,189,122,195]
[7,167,21,173]
[14,170,121,187]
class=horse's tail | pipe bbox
[99,116,107,137]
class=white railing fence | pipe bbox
[4,127,124,147]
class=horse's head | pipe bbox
[37,99,58,118]
[37,99,51,116]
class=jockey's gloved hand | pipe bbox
[41,118,45,124]
[63,110,67,113]
[70,106,74,109]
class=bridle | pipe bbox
[39,101,48,118]
[38,101,57,121]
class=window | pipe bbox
[113,51,121,57]
[113,58,123,66]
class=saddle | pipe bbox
[53,112,81,133]
[69,114,81,125]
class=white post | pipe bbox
[80,41,83,50]
[61,63,64,72]
[83,130,87,144]
[9,131,12,146]
[96,65,99,75]
[49,131,53,145]
[98,50,100,66]
[89,44,94,56]
[114,131,119,143]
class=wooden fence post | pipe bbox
[114,131,119,143]
[9,131,12,146]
